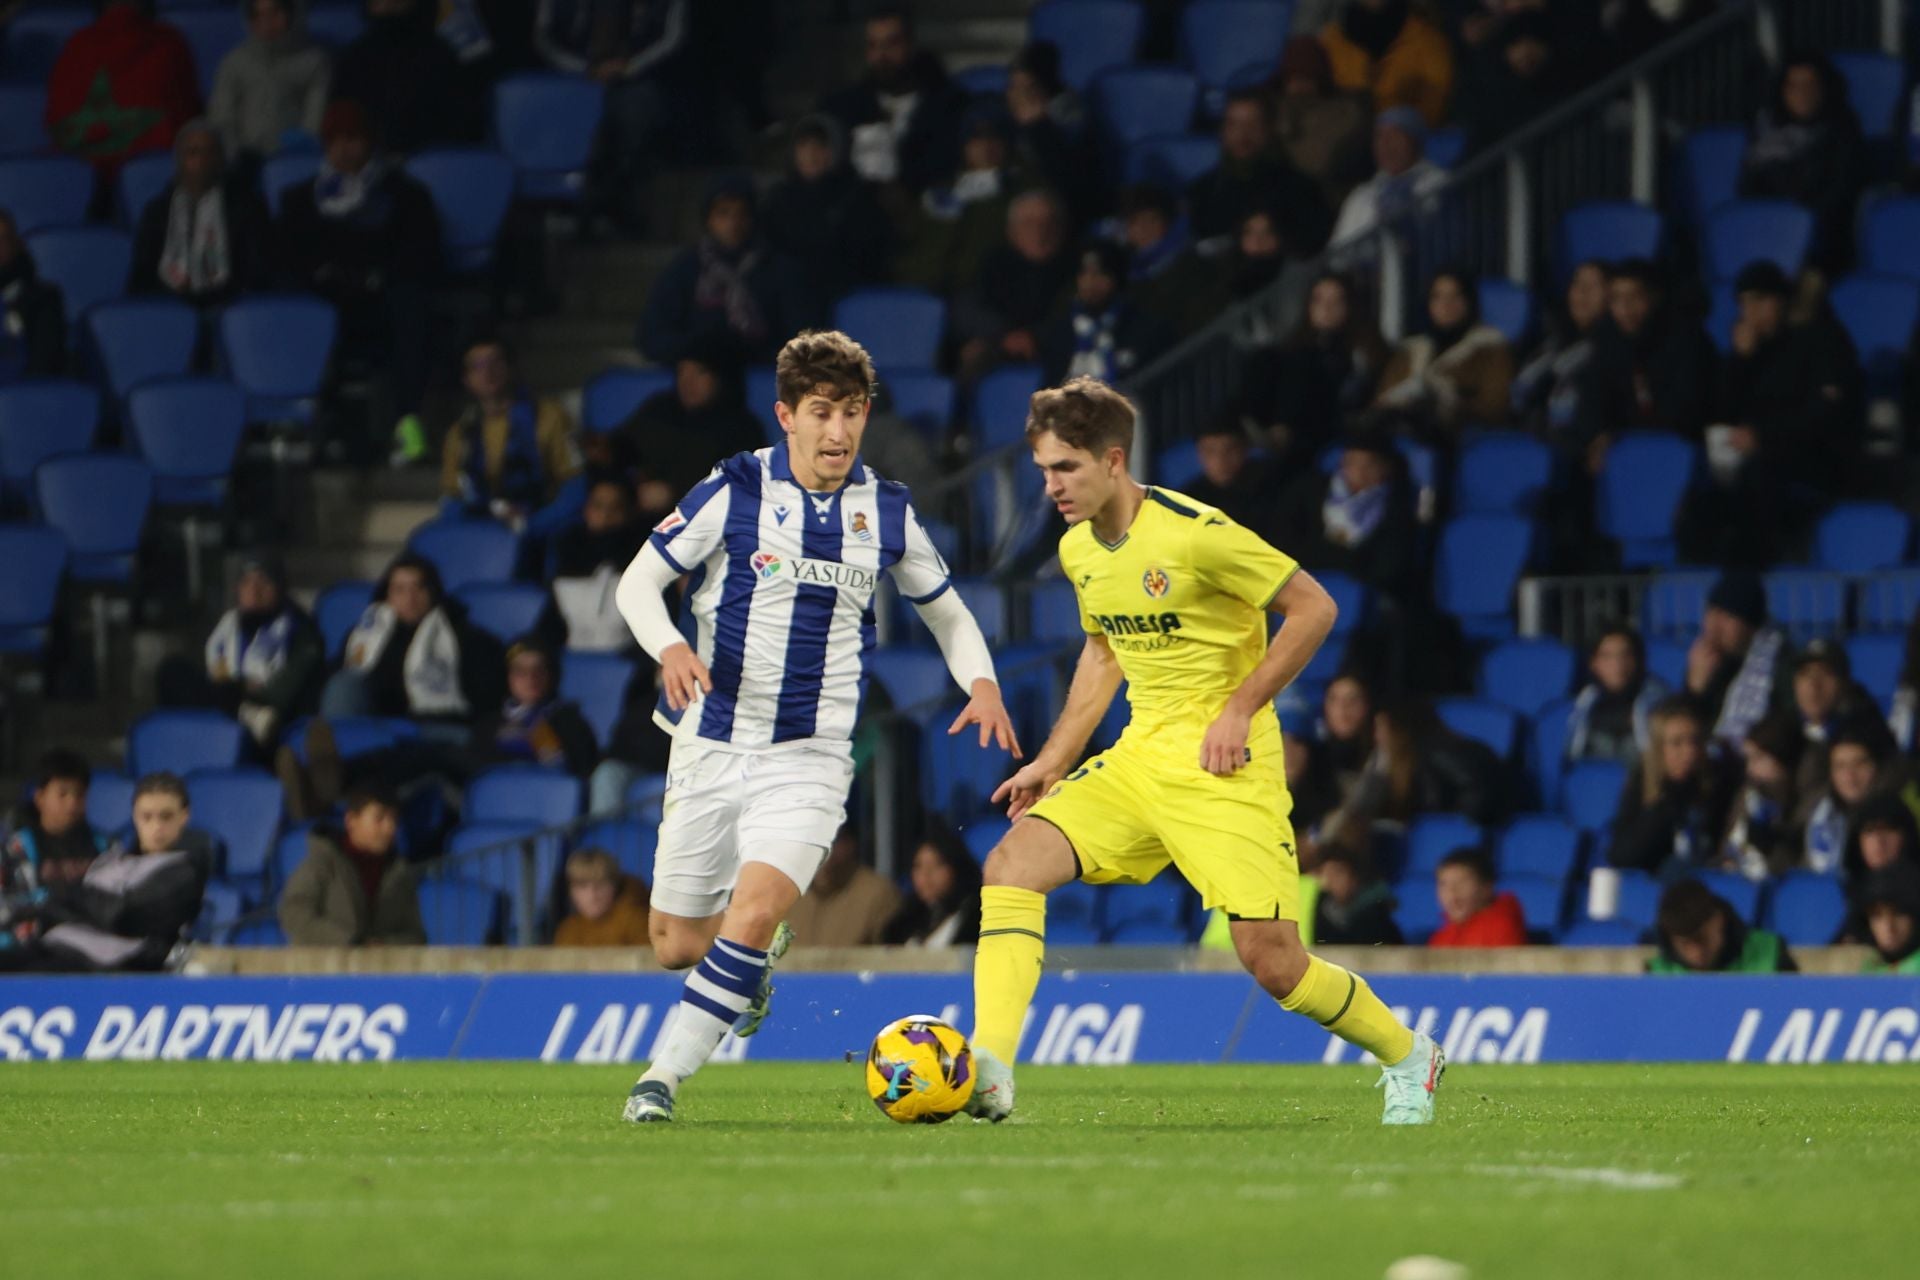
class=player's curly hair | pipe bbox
[775,330,876,408]
[1025,376,1135,456]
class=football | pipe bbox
[864,1015,976,1124]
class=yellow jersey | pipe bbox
[1061,486,1299,738]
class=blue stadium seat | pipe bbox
[1029,0,1145,91]
[1026,578,1084,642]
[621,772,668,826]
[1152,439,1200,489]
[313,580,373,659]
[581,366,674,434]
[1562,758,1627,835]
[170,8,244,96]
[1813,500,1909,572]
[1404,814,1484,877]
[881,370,956,440]
[737,365,780,445]
[1095,67,1200,151]
[304,2,364,47]
[34,453,151,584]
[1557,201,1662,283]
[1477,637,1575,717]
[1764,872,1847,946]
[1700,200,1814,283]
[1391,877,1442,943]
[1845,632,1903,702]
[1454,432,1551,516]
[867,648,954,723]
[0,525,66,657]
[1049,878,1106,943]
[574,817,658,885]
[219,294,337,425]
[1642,569,1715,640]
[833,287,946,371]
[87,771,136,841]
[128,709,246,777]
[280,716,416,768]
[1315,570,1369,638]
[921,697,1017,822]
[1088,680,1130,753]
[1101,875,1196,942]
[1607,869,1661,931]
[26,227,132,323]
[973,363,1045,450]
[196,879,249,940]
[1423,125,1466,169]
[1528,698,1573,810]
[88,298,199,404]
[417,877,504,945]
[1692,870,1760,924]
[259,152,321,217]
[1178,1,1291,97]
[1830,50,1904,140]
[953,65,1009,98]
[0,85,48,156]
[1559,918,1643,946]
[1433,513,1531,640]
[559,649,636,749]
[1436,697,1518,759]
[127,377,247,508]
[1475,278,1534,345]
[1826,274,1919,393]
[1677,125,1746,223]
[950,577,1010,648]
[466,765,582,828]
[492,72,605,201]
[1857,567,1920,631]
[1863,197,1920,282]
[456,581,548,644]
[227,918,288,947]
[1498,875,1565,938]
[1496,815,1580,882]
[1762,570,1845,643]
[0,157,91,233]
[960,814,1011,863]
[404,149,516,274]
[1123,134,1220,189]
[1644,638,1687,689]
[0,380,99,504]
[3,7,90,78]
[1597,432,1695,568]
[187,768,284,885]
[116,151,173,228]
[408,517,520,591]
[1704,279,1738,353]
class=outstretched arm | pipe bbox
[993,634,1123,820]
[911,590,1020,757]
[1199,570,1338,776]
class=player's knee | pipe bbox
[721,899,783,951]
[650,920,702,969]
[983,823,1075,892]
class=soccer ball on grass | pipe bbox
[865,1015,975,1124]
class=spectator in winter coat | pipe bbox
[1608,696,1736,879]
[547,475,647,653]
[1717,712,1806,882]
[1268,36,1373,210]
[1317,673,1376,808]
[1311,845,1402,945]
[786,825,901,948]
[616,337,764,521]
[1512,260,1608,438]
[1187,90,1330,251]
[1323,699,1506,849]
[330,0,469,154]
[320,553,504,735]
[1004,41,1097,225]
[208,0,331,171]
[898,104,1033,297]
[1039,241,1168,388]
[1565,624,1667,766]
[277,784,426,946]
[1429,849,1527,947]
[760,114,889,305]
[45,0,200,174]
[440,337,582,528]
[1739,53,1866,272]
[1174,420,1280,535]
[1859,862,1920,973]
[0,752,107,937]
[0,212,68,383]
[1686,571,1794,751]
[1788,639,1877,808]
[1238,272,1388,471]
[1455,12,1569,154]
[1373,268,1514,433]
[1573,258,1717,467]
[1648,878,1796,973]
[953,190,1074,380]
[1318,0,1453,127]
[881,825,982,947]
[1803,719,1905,879]
[1272,432,1418,600]
[553,847,650,947]
[638,174,810,366]
[1329,107,1446,247]
[155,553,326,745]
[130,120,271,307]
[819,7,964,200]
[276,99,441,450]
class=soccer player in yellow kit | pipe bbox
[966,377,1444,1124]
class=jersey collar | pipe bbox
[770,441,867,491]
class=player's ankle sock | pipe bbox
[643,937,768,1087]
[972,886,1047,1063]
[1279,955,1415,1066]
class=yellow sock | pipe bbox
[1279,955,1415,1066]
[971,886,1047,1063]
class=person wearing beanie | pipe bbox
[329,0,468,156]
[1317,0,1455,128]
[760,112,890,303]
[1718,710,1805,881]
[1805,717,1906,877]
[44,0,201,175]
[1328,104,1447,247]
[129,118,271,308]
[1038,240,1168,387]
[156,553,325,747]
[207,0,331,170]
[1186,89,1331,251]
[275,98,442,463]
[1270,36,1373,209]
[1857,861,1920,972]
[1687,569,1793,750]
[637,173,809,366]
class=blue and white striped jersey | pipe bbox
[647,443,952,748]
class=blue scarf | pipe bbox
[1066,304,1126,381]
[1321,474,1387,548]
[461,399,543,509]
[1713,626,1786,747]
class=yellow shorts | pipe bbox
[1026,720,1300,921]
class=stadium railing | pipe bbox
[1118,0,1899,462]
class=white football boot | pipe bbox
[963,1046,1016,1123]
[1377,1031,1445,1125]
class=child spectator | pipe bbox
[46,0,201,175]
[1268,36,1372,211]
[1312,845,1401,945]
[0,211,68,383]
[1718,712,1804,882]
[882,824,982,947]
[440,337,582,530]
[1566,624,1666,766]
[1039,241,1167,387]
[637,174,809,366]
[1238,271,1388,472]
[1187,89,1330,251]
[785,825,900,948]
[553,847,650,947]
[1,751,106,901]
[1428,848,1525,947]
[330,0,468,155]
[819,6,963,199]
[1318,0,1454,126]
[208,0,331,173]
[320,553,503,737]
[130,120,271,309]
[156,553,326,745]
[278,783,426,946]
[1373,268,1514,432]
[1328,107,1446,247]
[1858,862,1920,973]
[1607,696,1733,879]
[1648,878,1796,973]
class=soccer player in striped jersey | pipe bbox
[613,330,1020,1122]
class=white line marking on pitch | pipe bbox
[1465,1163,1683,1190]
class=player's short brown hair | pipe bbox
[1025,376,1136,456]
[775,330,876,408]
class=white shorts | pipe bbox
[649,737,856,919]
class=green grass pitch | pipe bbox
[1,1062,1910,1279]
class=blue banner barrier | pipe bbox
[3,973,1918,1064]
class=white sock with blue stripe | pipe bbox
[642,937,767,1089]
